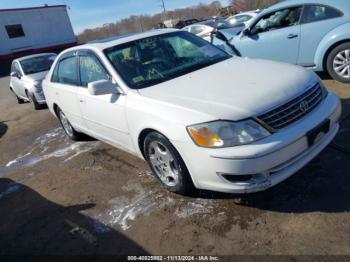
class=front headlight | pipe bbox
[187,120,270,148]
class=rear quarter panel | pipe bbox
[314,21,350,71]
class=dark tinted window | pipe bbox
[20,55,56,75]
[302,5,342,24]
[54,56,78,85]
[251,6,302,34]
[5,24,25,38]
[79,55,109,87]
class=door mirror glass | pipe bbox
[88,80,119,96]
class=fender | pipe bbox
[314,21,350,72]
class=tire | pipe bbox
[326,42,350,83]
[26,90,42,110]
[143,131,196,195]
[10,87,25,104]
[56,107,84,141]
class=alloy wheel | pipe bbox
[59,111,74,137]
[148,140,180,187]
[333,49,350,79]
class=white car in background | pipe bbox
[183,19,238,42]
[183,19,244,55]
[10,53,57,110]
[226,10,260,27]
[43,29,341,195]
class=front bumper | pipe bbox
[33,89,46,104]
[173,92,341,194]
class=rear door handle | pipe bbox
[287,33,298,39]
[79,99,85,103]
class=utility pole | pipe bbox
[160,0,166,13]
[160,0,166,21]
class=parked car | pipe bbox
[175,19,199,29]
[43,29,341,195]
[226,10,260,27]
[183,19,243,42]
[219,0,350,83]
[10,53,57,109]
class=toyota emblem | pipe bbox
[300,101,309,112]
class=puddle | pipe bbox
[175,199,216,218]
[94,183,218,231]
[95,183,176,230]
[0,128,99,178]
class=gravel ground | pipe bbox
[0,74,350,256]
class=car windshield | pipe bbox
[104,31,231,89]
[20,55,56,75]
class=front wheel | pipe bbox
[57,107,84,141]
[327,42,350,83]
[143,132,195,195]
[10,88,25,104]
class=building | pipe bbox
[0,5,77,61]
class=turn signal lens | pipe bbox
[188,126,224,147]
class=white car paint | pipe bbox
[10,53,57,105]
[43,29,341,194]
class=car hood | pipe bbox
[138,57,318,121]
[23,71,49,82]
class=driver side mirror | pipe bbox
[88,80,120,96]
[10,72,21,79]
[242,28,251,36]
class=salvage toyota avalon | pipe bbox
[43,29,341,194]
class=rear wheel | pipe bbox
[143,131,195,195]
[26,90,42,110]
[327,42,350,83]
[57,107,84,141]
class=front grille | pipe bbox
[257,83,324,130]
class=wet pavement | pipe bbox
[0,75,350,255]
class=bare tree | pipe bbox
[78,1,223,42]
[230,0,281,12]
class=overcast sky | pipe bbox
[0,0,230,33]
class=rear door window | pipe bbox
[301,5,343,24]
[53,56,78,85]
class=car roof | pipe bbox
[264,0,350,14]
[14,53,57,63]
[72,29,179,52]
[233,10,260,17]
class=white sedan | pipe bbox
[43,29,341,195]
[10,53,57,109]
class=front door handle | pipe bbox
[79,99,85,103]
[287,33,298,39]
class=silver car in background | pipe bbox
[10,53,57,110]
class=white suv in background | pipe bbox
[43,30,341,195]
[10,53,57,110]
